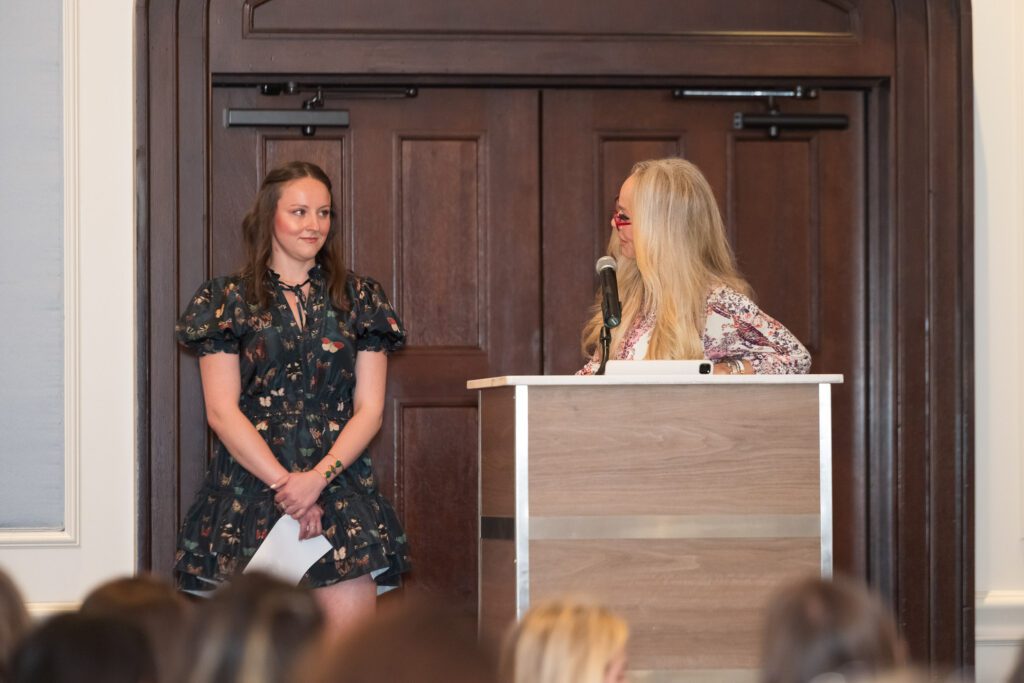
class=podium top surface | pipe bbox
[466,374,844,390]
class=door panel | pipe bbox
[542,89,866,576]
[199,87,542,608]
[188,85,865,606]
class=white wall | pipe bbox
[0,0,136,612]
[974,0,1024,680]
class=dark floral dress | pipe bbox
[173,265,410,593]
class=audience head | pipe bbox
[80,574,192,683]
[0,569,30,683]
[9,612,155,683]
[1009,639,1024,683]
[307,598,498,683]
[182,572,324,683]
[502,598,629,683]
[759,575,906,683]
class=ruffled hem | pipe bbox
[173,485,411,591]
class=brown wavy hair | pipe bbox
[759,575,907,683]
[239,161,349,311]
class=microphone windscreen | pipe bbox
[596,255,617,274]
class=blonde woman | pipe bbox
[503,599,629,683]
[579,158,810,375]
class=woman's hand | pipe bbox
[274,470,327,518]
[713,358,752,375]
[296,504,324,541]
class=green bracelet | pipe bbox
[323,459,343,480]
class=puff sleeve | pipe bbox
[175,277,250,356]
[353,277,406,353]
[704,286,811,374]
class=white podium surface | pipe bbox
[468,373,843,389]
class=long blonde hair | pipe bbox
[502,599,629,683]
[581,158,751,361]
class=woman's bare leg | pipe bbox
[314,574,376,639]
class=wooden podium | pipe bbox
[468,374,842,682]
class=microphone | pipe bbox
[596,256,621,328]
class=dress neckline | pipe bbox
[267,265,323,333]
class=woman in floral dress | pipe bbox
[579,157,810,375]
[174,161,409,631]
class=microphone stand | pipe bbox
[596,324,612,376]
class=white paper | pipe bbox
[243,515,332,585]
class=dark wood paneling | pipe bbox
[399,138,481,349]
[886,0,973,665]
[731,138,818,351]
[249,0,856,36]
[399,403,478,609]
[264,139,345,206]
[140,0,972,669]
[134,0,152,569]
[210,0,895,76]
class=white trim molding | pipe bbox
[1016,0,1024,544]
[0,0,135,608]
[977,591,1024,647]
[0,0,81,547]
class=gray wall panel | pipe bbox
[0,0,65,529]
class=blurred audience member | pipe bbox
[0,569,30,683]
[502,598,629,683]
[307,598,498,683]
[9,612,155,683]
[1008,639,1024,683]
[760,575,907,683]
[80,574,192,683]
[180,572,324,683]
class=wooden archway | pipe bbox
[135,0,973,667]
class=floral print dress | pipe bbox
[174,265,410,593]
[579,285,811,375]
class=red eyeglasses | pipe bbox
[611,210,632,230]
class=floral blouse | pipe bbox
[578,285,811,375]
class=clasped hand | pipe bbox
[273,471,327,519]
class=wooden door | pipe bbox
[144,0,972,666]
[542,89,867,576]
[172,87,542,609]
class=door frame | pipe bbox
[134,0,973,667]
